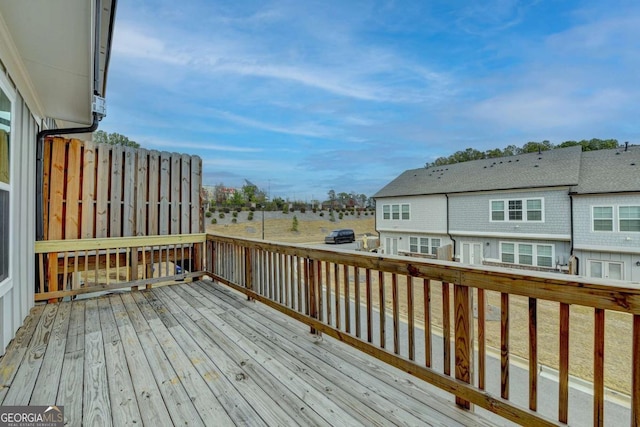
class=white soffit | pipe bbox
[0,0,113,127]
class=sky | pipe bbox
[100,0,640,202]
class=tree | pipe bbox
[93,130,140,148]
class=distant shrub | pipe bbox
[208,206,215,213]
[291,215,299,232]
[248,212,254,221]
[339,212,344,220]
[319,212,324,217]
[300,207,306,213]
[211,218,217,224]
[232,218,237,223]
[219,213,225,219]
[223,207,230,213]
[312,207,317,213]
[250,206,256,212]
[205,211,212,218]
[232,211,238,218]
[289,207,294,213]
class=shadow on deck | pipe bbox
[0,280,496,426]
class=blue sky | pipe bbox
[101,0,640,202]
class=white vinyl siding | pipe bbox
[500,242,554,268]
[490,198,544,222]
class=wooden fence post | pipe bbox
[454,283,473,409]
[245,247,253,300]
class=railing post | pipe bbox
[454,283,473,409]
[130,246,139,290]
[245,247,253,301]
[309,259,320,335]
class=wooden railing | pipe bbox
[205,233,640,427]
[34,234,206,301]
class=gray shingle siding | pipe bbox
[448,189,571,236]
[573,194,640,250]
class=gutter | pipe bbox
[35,0,117,241]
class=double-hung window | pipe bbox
[491,198,543,222]
[620,206,640,232]
[593,207,613,231]
[383,203,410,220]
[500,242,554,268]
[409,236,441,255]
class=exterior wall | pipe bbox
[448,188,571,238]
[574,249,640,283]
[376,195,447,233]
[0,89,37,355]
[572,193,640,251]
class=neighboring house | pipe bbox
[0,2,117,354]
[570,146,640,282]
[374,145,640,281]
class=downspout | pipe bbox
[569,193,578,274]
[445,194,456,261]
[35,0,115,240]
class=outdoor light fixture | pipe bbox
[636,261,640,267]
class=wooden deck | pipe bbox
[0,280,498,426]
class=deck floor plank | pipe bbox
[30,301,71,405]
[1,280,499,426]
[97,296,143,426]
[3,303,58,405]
[113,293,198,427]
[83,299,113,427]
[131,291,237,426]
[167,284,333,427]
[108,295,176,426]
[0,304,45,404]
[57,301,86,427]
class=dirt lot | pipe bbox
[207,216,632,396]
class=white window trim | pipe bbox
[383,203,411,221]
[490,198,545,222]
[588,260,624,280]
[409,235,441,255]
[619,205,640,233]
[499,241,555,268]
[590,205,640,233]
[0,73,15,289]
[591,205,614,232]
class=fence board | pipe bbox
[81,141,96,238]
[65,138,82,239]
[148,151,159,236]
[190,157,201,233]
[135,149,148,236]
[181,154,190,235]
[122,148,135,236]
[95,145,110,238]
[159,152,170,235]
[110,145,123,237]
[170,154,181,235]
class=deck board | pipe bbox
[0,280,499,426]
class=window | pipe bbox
[593,207,613,231]
[500,242,554,268]
[409,236,441,255]
[0,85,11,284]
[491,198,543,222]
[589,260,623,280]
[526,199,542,221]
[391,204,400,220]
[401,204,410,220]
[501,243,515,263]
[518,244,533,265]
[382,203,410,220]
[491,201,504,221]
[430,238,441,255]
[620,206,640,232]
[508,200,522,220]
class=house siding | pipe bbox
[448,188,571,237]
[376,195,447,233]
[0,90,37,355]
[572,193,640,250]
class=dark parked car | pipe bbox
[325,229,355,244]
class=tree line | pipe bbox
[425,138,623,168]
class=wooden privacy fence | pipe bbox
[42,136,203,241]
[205,233,640,427]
